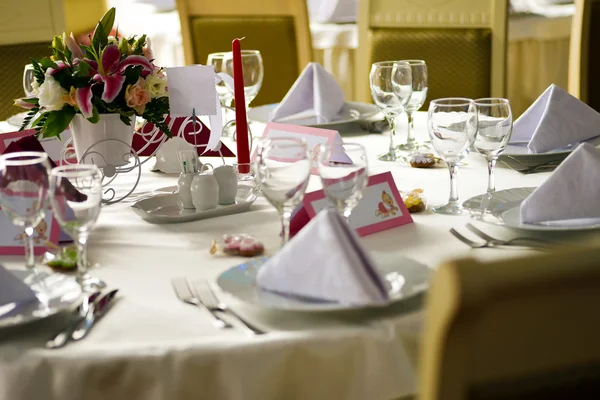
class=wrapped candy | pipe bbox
[401,189,427,213]
[210,234,265,257]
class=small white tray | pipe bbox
[131,186,256,224]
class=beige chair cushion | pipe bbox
[370,28,492,109]
[190,16,300,106]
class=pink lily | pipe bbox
[76,45,152,118]
[63,32,84,61]
[14,98,37,110]
[47,61,71,75]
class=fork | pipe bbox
[171,278,231,329]
[450,228,550,251]
[465,223,556,249]
[191,280,264,336]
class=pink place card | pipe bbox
[251,122,348,174]
[0,129,76,164]
[290,171,413,237]
[0,206,61,256]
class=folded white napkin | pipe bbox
[520,143,600,224]
[256,208,389,305]
[511,84,600,153]
[0,266,37,318]
[270,63,345,124]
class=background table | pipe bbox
[0,114,555,400]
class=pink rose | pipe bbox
[125,78,150,114]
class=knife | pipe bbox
[46,291,102,349]
[71,289,119,341]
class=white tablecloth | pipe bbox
[0,114,554,400]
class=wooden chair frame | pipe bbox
[568,0,595,103]
[175,0,313,72]
[355,0,508,103]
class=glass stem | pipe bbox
[280,208,292,248]
[24,225,35,270]
[448,163,460,204]
[487,157,497,193]
[77,234,89,280]
[387,116,396,155]
[406,112,416,145]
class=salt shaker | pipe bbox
[191,172,219,211]
[213,165,238,205]
[177,160,196,209]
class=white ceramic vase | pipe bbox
[70,114,135,167]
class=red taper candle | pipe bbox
[232,38,250,173]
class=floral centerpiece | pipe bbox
[14,7,171,155]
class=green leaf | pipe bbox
[87,104,100,124]
[131,34,147,55]
[41,107,76,139]
[21,98,38,104]
[30,59,46,83]
[99,7,116,37]
[73,62,91,78]
[122,65,142,85]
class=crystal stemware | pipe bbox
[473,98,513,193]
[398,60,428,151]
[428,98,478,215]
[207,52,234,129]
[23,64,36,97]
[224,50,264,107]
[254,137,311,247]
[370,61,413,161]
[0,152,51,270]
[318,143,368,220]
[49,164,105,289]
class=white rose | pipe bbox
[145,71,167,98]
[38,75,68,111]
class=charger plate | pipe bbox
[131,186,257,224]
[215,252,430,312]
[0,268,83,328]
[464,187,600,232]
[247,101,380,128]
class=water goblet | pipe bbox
[23,64,36,97]
[398,60,429,151]
[428,98,478,215]
[254,137,311,247]
[224,50,264,108]
[49,164,105,290]
[207,52,235,130]
[370,61,413,161]
[318,143,368,220]
[0,152,51,271]
[473,98,513,193]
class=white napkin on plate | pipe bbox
[511,84,600,153]
[256,208,389,305]
[0,266,38,318]
[270,63,345,124]
[520,143,600,224]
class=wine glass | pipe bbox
[254,137,311,247]
[473,98,513,193]
[224,50,264,107]
[0,152,51,270]
[207,52,234,129]
[318,143,368,220]
[49,164,105,289]
[370,61,413,161]
[428,98,478,215]
[398,60,429,151]
[23,64,36,97]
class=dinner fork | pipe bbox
[450,228,550,251]
[191,280,264,336]
[465,223,556,249]
[171,278,231,329]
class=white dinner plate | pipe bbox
[215,252,431,312]
[131,185,257,224]
[247,101,380,128]
[0,267,83,328]
[464,187,600,232]
[500,135,600,165]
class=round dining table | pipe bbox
[0,113,553,400]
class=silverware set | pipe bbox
[451,223,557,251]
[502,156,564,174]
[46,289,119,349]
[172,278,264,336]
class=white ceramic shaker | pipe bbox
[213,165,238,205]
[191,172,219,211]
[177,159,196,209]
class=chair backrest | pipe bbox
[569,0,600,112]
[0,0,66,121]
[420,245,600,400]
[175,0,313,106]
[63,0,107,36]
[356,0,508,107]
